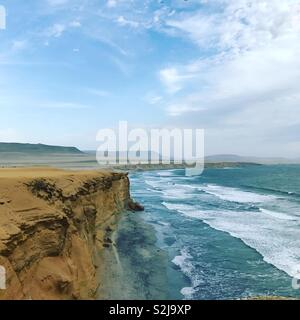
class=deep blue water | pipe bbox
[130,165,300,300]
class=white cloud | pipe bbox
[159,67,196,94]
[107,0,118,8]
[46,23,66,38]
[106,0,129,9]
[159,65,199,94]
[44,20,80,41]
[144,93,163,105]
[2,0,300,156]
[70,21,81,28]
[117,16,139,28]
[166,0,300,54]
[159,0,300,156]
[159,68,181,93]
[160,1,300,116]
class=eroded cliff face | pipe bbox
[0,168,131,300]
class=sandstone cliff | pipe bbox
[0,168,132,300]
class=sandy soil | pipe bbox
[0,167,130,300]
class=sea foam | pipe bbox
[163,201,300,278]
[200,184,277,203]
[172,249,198,299]
[145,180,194,200]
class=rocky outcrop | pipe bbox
[0,168,132,300]
[127,199,145,212]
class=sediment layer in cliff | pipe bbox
[0,167,131,300]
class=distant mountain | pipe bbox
[0,143,84,154]
[205,154,246,162]
[86,150,162,162]
[205,154,300,164]
[86,151,300,165]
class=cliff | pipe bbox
[0,142,83,154]
[0,168,132,300]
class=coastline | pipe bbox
[97,211,169,300]
[1,165,297,300]
[0,165,182,300]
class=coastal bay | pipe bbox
[1,163,300,300]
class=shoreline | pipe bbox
[1,166,298,300]
[97,211,169,300]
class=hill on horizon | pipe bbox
[0,142,84,155]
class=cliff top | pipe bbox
[0,167,113,179]
[0,142,83,155]
[0,167,130,300]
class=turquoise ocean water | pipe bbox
[129,165,300,300]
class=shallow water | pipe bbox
[129,165,300,300]
[99,212,185,300]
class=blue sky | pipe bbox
[1,0,300,157]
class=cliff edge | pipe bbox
[0,168,132,300]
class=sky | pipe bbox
[0,0,300,157]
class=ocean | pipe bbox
[129,165,300,300]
